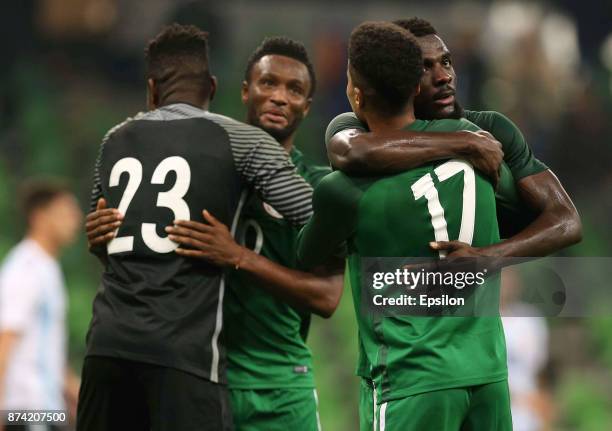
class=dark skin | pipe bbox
[88,54,343,318]
[329,34,582,258]
[243,54,311,148]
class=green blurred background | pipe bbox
[1,1,611,429]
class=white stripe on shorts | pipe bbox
[372,380,377,431]
[313,389,322,431]
[379,402,387,431]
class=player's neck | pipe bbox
[158,94,210,111]
[26,230,60,258]
[279,135,295,154]
[365,108,416,133]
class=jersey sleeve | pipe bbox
[0,267,41,332]
[229,127,314,226]
[297,172,360,269]
[324,112,368,148]
[465,111,548,180]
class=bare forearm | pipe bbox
[329,130,470,174]
[237,248,343,318]
[482,171,581,257]
[483,207,581,257]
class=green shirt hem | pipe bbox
[228,379,316,390]
[379,372,508,403]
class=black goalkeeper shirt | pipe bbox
[86,103,313,383]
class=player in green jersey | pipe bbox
[208,38,338,431]
[326,17,581,250]
[85,37,342,431]
[297,21,512,430]
[324,20,580,428]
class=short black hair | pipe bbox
[145,23,213,100]
[393,17,438,37]
[19,178,70,221]
[244,36,316,97]
[348,21,423,115]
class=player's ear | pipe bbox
[302,96,312,117]
[147,78,158,110]
[241,80,250,106]
[354,87,363,109]
[209,75,218,102]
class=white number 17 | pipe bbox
[411,159,476,259]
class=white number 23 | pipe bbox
[107,156,191,254]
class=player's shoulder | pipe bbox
[101,112,145,143]
[423,117,481,133]
[325,112,367,143]
[313,171,363,207]
[203,112,273,141]
[329,111,360,125]
[203,112,284,154]
[464,110,520,134]
[316,170,351,189]
[0,241,47,286]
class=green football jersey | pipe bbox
[225,148,331,389]
[464,110,547,235]
[463,110,548,180]
[325,111,545,237]
[299,118,507,403]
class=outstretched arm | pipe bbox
[85,206,344,317]
[432,112,582,258]
[167,211,343,318]
[325,113,503,185]
[433,170,581,261]
[329,129,503,185]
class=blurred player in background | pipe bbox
[501,269,554,431]
[78,23,315,431]
[0,179,82,431]
[297,21,512,430]
[87,36,343,431]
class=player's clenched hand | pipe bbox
[168,210,245,267]
[86,198,123,249]
[462,130,503,189]
[430,241,507,273]
[403,241,492,281]
[430,240,486,258]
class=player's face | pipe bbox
[243,55,312,143]
[43,194,83,246]
[414,35,462,120]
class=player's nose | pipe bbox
[269,86,289,105]
[433,65,452,86]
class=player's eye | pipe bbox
[261,78,275,87]
[289,86,304,96]
[442,57,452,67]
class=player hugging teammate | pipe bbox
[83,17,580,431]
